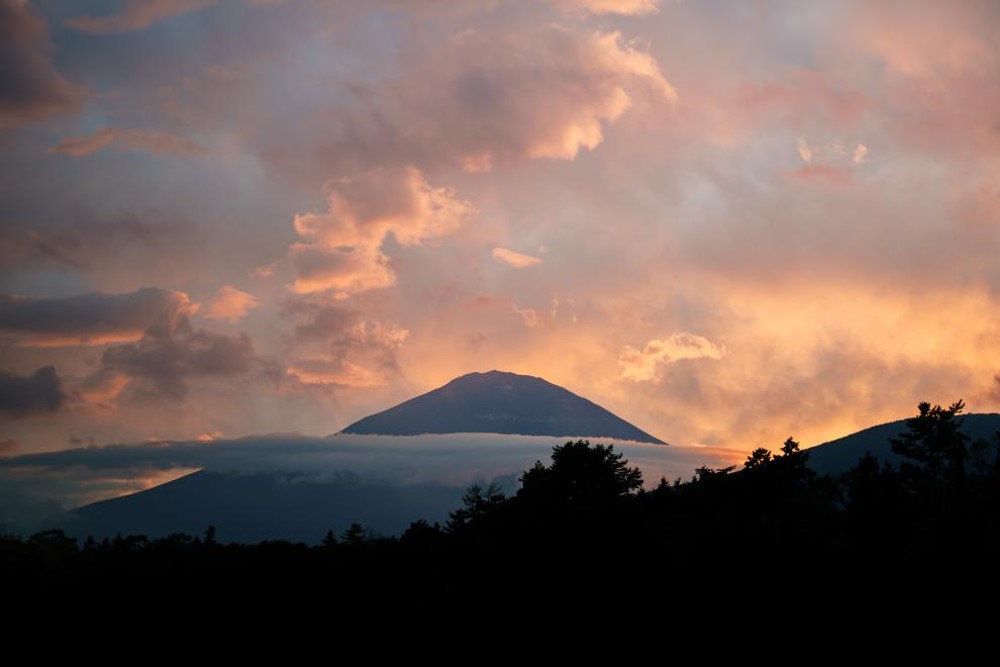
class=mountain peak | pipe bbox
[341,370,666,444]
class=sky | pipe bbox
[2,0,1000,476]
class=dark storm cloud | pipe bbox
[0,0,84,128]
[0,288,193,346]
[0,366,64,418]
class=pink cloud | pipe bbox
[259,24,677,184]
[733,71,870,131]
[287,318,409,388]
[791,164,853,187]
[204,286,259,323]
[492,247,542,268]
[289,166,473,295]
[51,127,207,158]
[551,0,661,15]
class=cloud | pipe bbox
[791,164,852,187]
[620,333,726,382]
[0,212,196,280]
[204,285,258,323]
[848,1,994,81]
[50,127,208,158]
[0,438,19,455]
[73,371,131,413]
[262,24,676,183]
[286,303,410,387]
[289,166,473,296]
[852,144,868,164]
[0,366,64,418]
[0,288,196,347]
[552,0,661,15]
[492,247,542,268]
[0,0,84,128]
[0,433,738,521]
[66,0,220,34]
[513,306,545,329]
[101,319,260,398]
[797,136,813,163]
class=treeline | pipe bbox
[5,400,1000,603]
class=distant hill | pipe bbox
[72,469,493,544]
[341,370,666,445]
[807,413,1000,476]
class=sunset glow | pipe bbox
[2,0,999,470]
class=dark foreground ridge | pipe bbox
[341,370,666,444]
[8,400,1000,614]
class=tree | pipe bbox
[890,400,972,523]
[446,481,506,533]
[340,523,370,546]
[517,440,643,505]
[891,400,969,492]
[744,447,773,469]
[322,530,338,548]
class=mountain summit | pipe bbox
[341,370,666,444]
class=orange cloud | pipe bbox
[205,285,258,323]
[289,166,473,295]
[74,372,131,414]
[850,1,994,80]
[552,0,661,15]
[619,334,726,382]
[492,247,542,268]
[51,126,207,157]
[288,320,409,388]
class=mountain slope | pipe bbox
[72,469,484,543]
[341,370,666,444]
[807,413,1000,475]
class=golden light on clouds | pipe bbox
[492,247,543,268]
[2,0,999,464]
[205,285,259,323]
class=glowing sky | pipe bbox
[2,0,1000,459]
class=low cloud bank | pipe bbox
[0,433,737,536]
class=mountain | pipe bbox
[806,413,1000,475]
[71,469,483,544]
[341,370,666,444]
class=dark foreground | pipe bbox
[6,402,1000,616]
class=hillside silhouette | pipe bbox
[7,400,1000,611]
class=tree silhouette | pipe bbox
[517,440,642,505]
[891,400,970,513]
[891,401,968,479]
[446,481,506,534]
[340,522,370,546]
